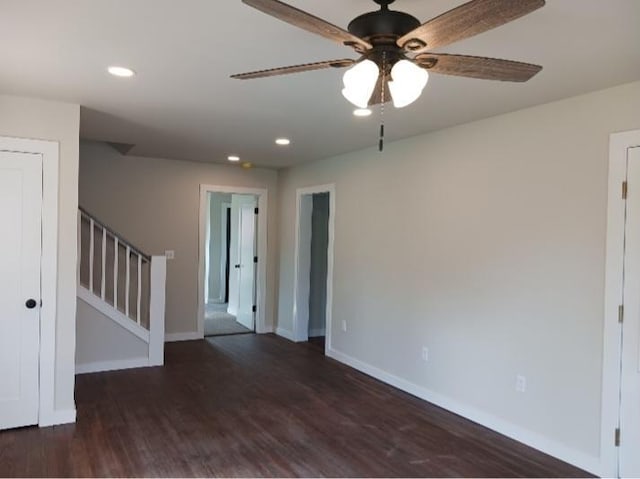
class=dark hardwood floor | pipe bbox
[0,334,591,477]
[307,335,326,353]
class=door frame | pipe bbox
[292,184,335,351]
[197,185,268,335]
[602,129,640,477]
[0,135,59,428]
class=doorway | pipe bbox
[198,186,268,338]
[602,131,640,478]
[293,185,335,353]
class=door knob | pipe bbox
[235,264,241,269]
[25,299,37,309]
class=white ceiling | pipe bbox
[1,0,639,168]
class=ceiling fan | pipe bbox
[231,0,545,110]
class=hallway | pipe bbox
[0,335,590,477]
[204,302,252,336]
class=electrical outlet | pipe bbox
[341,320,347,332]
[516,374,527,393]
[165,250,175,260]
[422,346,429,362]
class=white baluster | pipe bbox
[101,227,107,300]
[114,237,119,310]
[125,246,131,318]
[89,218,95,293]
[137,254,142,325]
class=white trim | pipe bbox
[292,184,335,352]
[165,331,202,342]
[38,408,76,428]
[275,327,295,342]
[0,136,65,428]
[77,285,150,342]
[326,346,600,476]
[602,129,640,478]
[76,357,150,375]
[197,185,269,335]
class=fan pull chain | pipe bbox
[379,52,386,152]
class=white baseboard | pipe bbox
[256,325,275,334]
[206,298,225,305]
[326,347,601,476]
[165,331,203,342]
[309,328,326,337]
[76,357,150,375]
[275,327,295,341]
[39,408,77,427]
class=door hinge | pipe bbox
[254,256,258,263]
[619,305,624,324]
[252,305,257,313]
[254,207,259,215]
[615,427,621,447]
[622,181,628,199]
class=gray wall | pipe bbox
[0,94,79,414]
[208,192,232,302]
[308,193,329,336]
[276,81,640,465]
[79,140,279,336]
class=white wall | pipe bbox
[276,81,640,472]
[79,141,278,336]
[0,95,79,415]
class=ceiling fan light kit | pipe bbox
[388,59,429,108]
[233,0,545,146]
[342,59,380,109]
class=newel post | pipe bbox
[148,255,167,366]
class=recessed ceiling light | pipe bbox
[353,108,372,117]
[275,138,291,146]
[228,155,240,162]
[107,66,136,78]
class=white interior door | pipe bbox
[0,151,42,430]
[294,194,313,341]
[621,146,640,477]
[236,203,256,330]
[228,195,257,325]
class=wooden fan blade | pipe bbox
[398,0,545,53]
[415,53,542,82]
[243,0,372,51]
[231,59,355,80]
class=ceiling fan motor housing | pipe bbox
[347,8,421,47]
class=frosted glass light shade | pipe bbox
[388,60,429,108]
[342,59,380,109]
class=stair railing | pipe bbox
[77,207,166,366]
